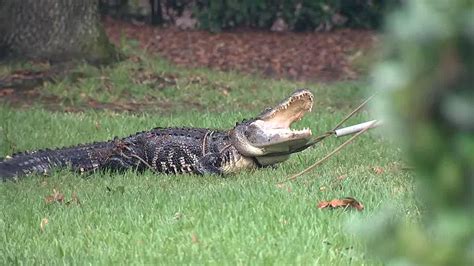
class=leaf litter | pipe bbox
[44,189,81,206]
[317,197,364,211]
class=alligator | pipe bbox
[0,89,314,181]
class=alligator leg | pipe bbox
[195,153,223,175]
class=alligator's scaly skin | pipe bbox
[0,127,257,180]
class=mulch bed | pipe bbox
[104,17,377,82]
[0,18,377,111]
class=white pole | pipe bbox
[335,120,382,137]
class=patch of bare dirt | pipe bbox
[104,17,377,82]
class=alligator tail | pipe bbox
[0,141,115,181]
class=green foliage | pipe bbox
[366,0,474,264]
[195,0,276,31]
[195,0,397,32]
[99,0,398,31]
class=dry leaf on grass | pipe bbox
[317,197,364,211]
[276,183,292,193]
[0,88,14,96]
[191,233,199,244]
[127,55,142,63]
[40,218,49,232]
[44,189,64,204]
[372,166,384,174]
[66,191,81,206]
[132,69,177,89]
[336,175,347,180]
[45,189,81,206]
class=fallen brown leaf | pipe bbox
[128,55,142,63]
[191,233,199,244]
[71,191,80,204]
[132,69,177,89]
[337,175,347,180]
[66,191,81,206]
[0,88,14,96]
[317,197,364,211]
[372,166,384,174]
[276,183,292,193]
[44,189,64,204]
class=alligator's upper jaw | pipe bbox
[257,89,313,129]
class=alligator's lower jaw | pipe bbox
[220,153,259,174]
[255,134,313,154]
[253,128,312,148]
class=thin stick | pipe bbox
[301,93,377,147]
[201,131,213,156]
[279,120,378,184]
[119,151,157,173]
[130,154,156,173]
[306,131,334,146]
[331,94,376,132]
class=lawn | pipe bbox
[0,53,417,264]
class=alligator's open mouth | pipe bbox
[231,89,314,157]
[251,89,313,148]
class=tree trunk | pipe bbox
[0,0,118,64]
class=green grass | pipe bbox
[0,54,417,264]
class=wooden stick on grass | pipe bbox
[279,120,378,184]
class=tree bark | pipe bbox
[0,0,118,64]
